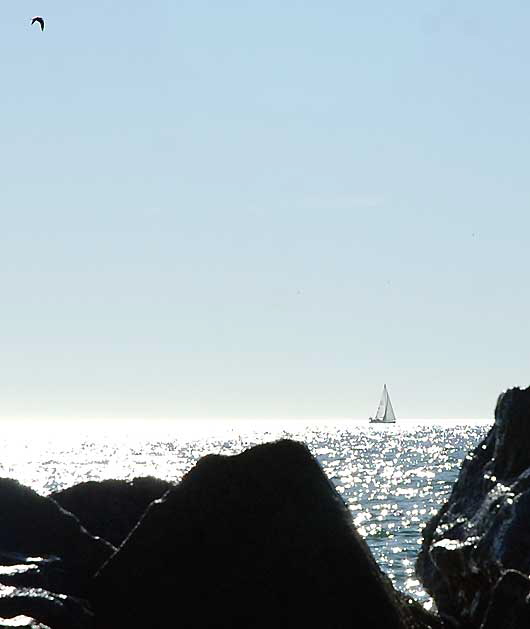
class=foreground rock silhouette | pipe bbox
[93,440,418,629]
[417,386,530,628]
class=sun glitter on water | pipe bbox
[0,417,491,605]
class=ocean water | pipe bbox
[0,418,490,605]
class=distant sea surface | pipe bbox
[0,418,491,606]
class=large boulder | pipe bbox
[93,439,413,629]
[416,386,530,627]
[51,477,173,547]
[0,480,114,596]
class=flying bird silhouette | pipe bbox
[31,16,45,31]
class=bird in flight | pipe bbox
[31,16,45,31]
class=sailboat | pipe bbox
[369,384,396,424]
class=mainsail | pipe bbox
[371,385,396,423]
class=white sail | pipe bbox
[370,384,396,423]
[383,390,396,422]
[374,386,388,420]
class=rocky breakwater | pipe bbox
[0,441,441,629]
[417,386,530,628]
[93,440,435,629]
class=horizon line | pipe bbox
[0,416,493,423]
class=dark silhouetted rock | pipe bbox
[93,439,412,629]
[481,570,530,629]
[0,480,114,596]
[51,477,172,547]
[416,387,530,627]
[0,585,93,629]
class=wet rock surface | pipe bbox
[93,439,416,629]
[399,594,446,629]
[0,556,68,594]
[417,386,530,628]
[0,482,115,629]
[0,479,114,592]
[0,586,93,629]
[0,617,52,629]
[52,477,173,547]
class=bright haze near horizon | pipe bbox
[1,1,529,422]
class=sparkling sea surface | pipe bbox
[0,418,491,605]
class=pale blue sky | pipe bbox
[1,1,529,419]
